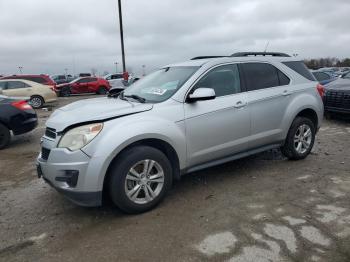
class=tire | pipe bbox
[0,123,11,150]
[97,86,108,95]
[60,87,71,97]
[108,146,173,214]
[29,95,44,109]
[281,117,316,160]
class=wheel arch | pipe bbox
[102,138,181,198]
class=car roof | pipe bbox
[0,78,43,86]
[165,56,303,68]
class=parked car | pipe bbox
[51,74,75,84]
[0,79,58,108]
[78,73,91,77]
[1,74,56,87]
[324,78,350,115]
[104,73,124,88]
[108,77,141,95]
[311,70,337,85]
[55,77,111,96]
[0,96,37,149]
[37,52,323,213]
[340,71,350,79]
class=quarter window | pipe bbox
[193,64,241,97]
[241,63,290,91]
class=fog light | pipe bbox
[55,170,79,187]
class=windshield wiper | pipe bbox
[124,94,146,103]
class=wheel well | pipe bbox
[295,108,318,128]
[102,138,181,200]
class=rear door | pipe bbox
[86,78,98,92]
[184,64,251,167]
[240,62,291,147]
[72,78,89,93]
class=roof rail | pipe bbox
[191,56,227,60]
[231,52,291,57]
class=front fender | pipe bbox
[81,115,187,191]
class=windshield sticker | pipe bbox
[146,88,167,95]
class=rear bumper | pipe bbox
[13,117,38,135]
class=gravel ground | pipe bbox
[0,95,349,262]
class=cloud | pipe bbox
[0,0,349,75]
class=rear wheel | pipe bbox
[29,95,44,109]
[97,86,108,95]
[108,146,172,213]
[0,123,11,150]
[281,117,315,160]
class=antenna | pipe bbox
[264,41,270,53]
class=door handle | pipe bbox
[234,101,247,108]
[282,90,290,96]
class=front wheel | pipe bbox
[60,87,71,97]
[281,117,316,160]
[108,146,172,214]
[97,86,108,95]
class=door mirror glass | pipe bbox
[188,88,216,102]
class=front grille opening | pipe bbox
[41,147,51,160]
[45,128,57,139]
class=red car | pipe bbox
[55,77,111,96]
[1,74,56,87]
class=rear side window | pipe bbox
[241,63,289,91]
[111,74,123,79]
[283,61,316,81]
[7,81,29,89]
[193,64,241,97]
[0,82,6,89]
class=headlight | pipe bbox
[58,123,103,151]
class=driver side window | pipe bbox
[193,64,241,97]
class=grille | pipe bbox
[45,128,57,139]
[41,147,51,161]
[325,90,350,110]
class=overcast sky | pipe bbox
[0,0,349,76]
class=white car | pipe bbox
[104,73,125,88]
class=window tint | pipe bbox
[0,82,6,89]
[241,63,280,91]
[277,70,290,86]
[7,81,28,89]
[283,61,316,81]
[193,64,241,97]
[77,78,90,83]
[89,78,97,82]
[313,72,330,81]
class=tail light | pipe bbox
[11,100,33,111]
[316,84,325,98]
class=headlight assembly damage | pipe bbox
[58,123,103,151]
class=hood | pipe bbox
[325,78,350,92]
[46,97,153,131]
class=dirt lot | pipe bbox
[0,95,349,262]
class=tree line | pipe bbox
[304,57,350,70]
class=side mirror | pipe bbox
[188,88,216,102]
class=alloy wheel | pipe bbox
[294,124,312,154]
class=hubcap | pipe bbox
[125,159,165,204]
[30,97,41,108]
[294,124,312,154]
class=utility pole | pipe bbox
[118,0,126,73]
[142,65,146,76]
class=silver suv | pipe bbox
[37,52,324,213]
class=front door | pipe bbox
[184,64,250,167]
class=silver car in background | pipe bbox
[37,52,324,213]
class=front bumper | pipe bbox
[37,144,102,207]
[13,117,38,135]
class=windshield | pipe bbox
[123,66,199,103]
